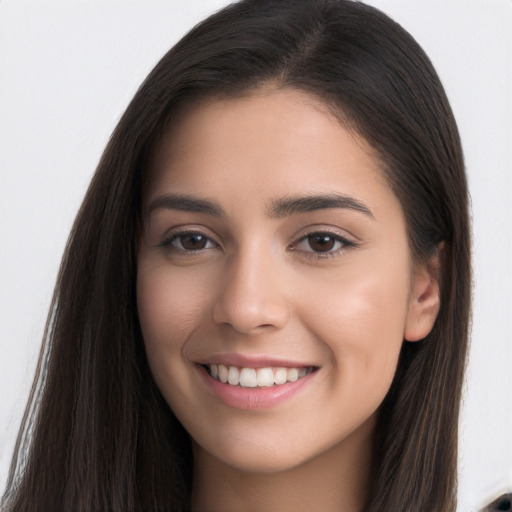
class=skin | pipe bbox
[137,88,440,512]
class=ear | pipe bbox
[404,244,442,342]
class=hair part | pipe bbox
[2,1,470,511]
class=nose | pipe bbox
[212,246,290,335]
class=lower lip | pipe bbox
[197,366,316,410]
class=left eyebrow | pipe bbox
[267,193,374,219]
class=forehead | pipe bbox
[146,88,396,218]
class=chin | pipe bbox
[203,442,314,474]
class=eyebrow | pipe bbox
[268,193,374,219]
[148,194,225,217]
[148,192,373,219]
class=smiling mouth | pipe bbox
[202,364,314,388]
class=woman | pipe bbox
[1,0,471,511]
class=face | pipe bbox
[137,88,436,474]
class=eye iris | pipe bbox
[181,234,207,250]
[308,234,335,252]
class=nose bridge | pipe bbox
[212,238,290,333]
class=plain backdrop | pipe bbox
[1,1,511,511]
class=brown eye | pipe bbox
[160,231,217,252]
[179,233,209,250]
[291,231,356,258]
[307,234,336,252]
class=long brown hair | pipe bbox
[2,1,471,511]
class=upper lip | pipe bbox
[196,353,317,369]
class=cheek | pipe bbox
[136,264,211,377]
[299,262,410,398]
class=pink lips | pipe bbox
[197,363,316,410]
[197,352,314,369]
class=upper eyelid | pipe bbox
[157,227,220,249]
[291,224,358,244]
[160,224,219,239]
[296,231,353,243]
[292,231,356,250]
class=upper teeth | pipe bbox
[208,364,311,387]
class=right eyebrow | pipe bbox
[147,194,226,217]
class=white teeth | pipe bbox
[287,368,299,382]
[228,366,240,386]
[208,363,312,387]
[218,364,228,383]
[256,367,274,387]
[240,368,257,388]
[274,367,287,385]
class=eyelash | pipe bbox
[158,229,357,259]
[291,231,357,259]
[158,229,218,253]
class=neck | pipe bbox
[190,418,374,512]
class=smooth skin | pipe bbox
[137,88,440,512]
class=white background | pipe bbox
[0,1,511,510]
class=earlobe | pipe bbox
[404,245,442,342]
